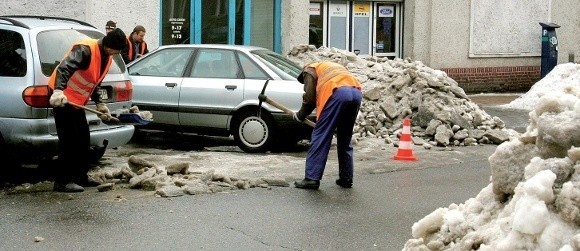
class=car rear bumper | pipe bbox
[1,118,134,159]
[88,125,135,147]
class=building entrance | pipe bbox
[309,0,402,58]
[373,2,399,58]
[160,0,280,52]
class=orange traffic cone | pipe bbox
[393,118,418,161]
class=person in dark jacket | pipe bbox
[105,20,116,34]
[122,25,148,63]
[48,28,127,192]
[293,61,362,190]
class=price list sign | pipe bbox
[162,0,190,45]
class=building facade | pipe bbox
[1,0,578,93]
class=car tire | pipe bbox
[0,133,19,167]
[88,139,108,163]
[130,127,146,143]
[232,109,277,153]
[88,148,106,163]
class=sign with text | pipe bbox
[329,2,347,17]
[309,2,321,15]
[378,6,394,17]
[354,3,370,17]
[161,0,191,45]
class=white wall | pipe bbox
[281,0,310,55]
[0,0,160,50]
[0,0,86,23]
[551,0,580,64]
[404,0,579,68]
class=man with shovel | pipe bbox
[293,61,362,189]
[47,28,127,192]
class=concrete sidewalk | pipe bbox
[468,93,522,106]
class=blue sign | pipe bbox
[380,9,392,15]
[378,6,394,17]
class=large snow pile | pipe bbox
[502,63,580,110]
[287,45,515,147]
[403,65,580,250]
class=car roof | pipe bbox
[158,44,271,53]
[0,15,96,30]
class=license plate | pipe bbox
[98,89,109,100]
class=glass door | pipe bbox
[328,0,349,50]
[373,2,400,58]
[251,0,274,50]
[200,0,245,44]
[309,1,324,48]
[352,2,371,56]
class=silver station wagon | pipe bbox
[0,16,135,164]
[127,44,314,153]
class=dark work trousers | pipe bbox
[305,86,362,181]
[53,105,90,183]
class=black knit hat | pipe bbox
[102,28,127,50]
[105,20,116,29]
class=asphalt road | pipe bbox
[0,94,529,250]
[0,157,493,250]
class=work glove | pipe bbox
[292,112,304,123]
[96,103,112,121]
[49,90,67,107]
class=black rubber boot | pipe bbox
[335,178,353,188]
[294,178,320,190]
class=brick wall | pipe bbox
[441,66,541,94]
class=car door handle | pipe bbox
[225,85,237,90]
[165,83,177,88]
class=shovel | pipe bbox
[257,79,315,128]
[68,103,151,125]
[258,94,316,128]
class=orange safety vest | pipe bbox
[48,39,112,106]
[309,62,361,119]
[126,36,147,61]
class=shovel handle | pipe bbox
[68,102,120,122]
[263,97,316,128]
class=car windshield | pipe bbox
[37,29,125,76]
[251,50,302,81]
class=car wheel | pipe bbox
[88,139,108,163]
[0,133,17,167]
[232,109,277,153]
[88,148,106,163]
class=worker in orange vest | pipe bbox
[48,28,127,192]
[122,25,149,63]
[293,61,362,190]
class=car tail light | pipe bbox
[114,80,133,102]
[22,85,51,108]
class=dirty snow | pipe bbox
[502,63,580,111]
[403,63,580,250]
[286,45,517,147]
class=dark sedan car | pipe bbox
[127,44,314,153]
